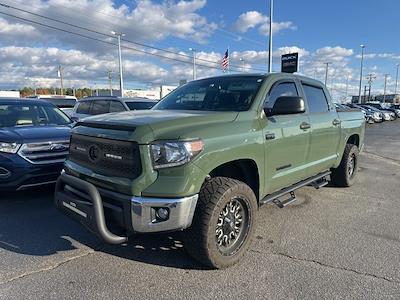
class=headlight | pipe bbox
[0,142,21,153]
[150,139,204,169]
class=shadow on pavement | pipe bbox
[0,187,206,270]
[98,233,208,270]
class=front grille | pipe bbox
[69,134,142,179]
[18,140,70,164]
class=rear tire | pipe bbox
[331,144,359,187]
[184,177,258,269]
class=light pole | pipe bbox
[395,63,399,95]
[111,31,125,97]
[267,0,273,73]
[58,65,64,95]
[358,44,365,104]
[383,74,390,103]
[366,73,376,102]
[189,48,197,80]
[324,62,331,86]
[240,58,246,72]
[107,69,113,96]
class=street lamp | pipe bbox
[395,63,399,95]
[111,31,125,97]
[240,58,246,72]
[358,44,365,104]
[189,48,197,80]
[267,0,273,73]
[324,62,331,86]
[383,74,390,103]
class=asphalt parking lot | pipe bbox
[1,121,400,300]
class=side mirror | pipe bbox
[266,96,305,116]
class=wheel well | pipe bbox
[347,134,360,147]
[209,159,259,200]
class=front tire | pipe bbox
[331,144,359,187]
[184,177,258,269]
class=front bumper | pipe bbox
[0,153,63,190]
[55,173,198,244]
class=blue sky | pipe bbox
[0,0,399,100]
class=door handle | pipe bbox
[299,122,311,130]
[332,119,342,126]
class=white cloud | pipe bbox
[0,0,217,51]
[0,45,220,88]
[233,10,296,36]
[313,46,354,63]
[258,20,296,36]
[233,11,266,33]
[356,52,400,60]
[230,46,309,66]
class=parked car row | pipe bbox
[334,102,400,124]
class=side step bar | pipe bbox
[260,170,331,208]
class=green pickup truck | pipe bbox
[55,73,365,268]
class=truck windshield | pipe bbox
[153,76,265,111]
[0,103,72,127]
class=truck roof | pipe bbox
[195,72,324,86]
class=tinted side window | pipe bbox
[109,101,126,112]
[76,101,91,114]
[302,84,329,113]
[126,102,156,110]
[91,100,110,115]
[265,82,298,109]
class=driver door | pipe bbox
[263,80,311,194]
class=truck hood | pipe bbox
[74,110,238,143]
[0,125,71,144]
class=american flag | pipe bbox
[221,49,229,72]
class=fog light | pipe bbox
[156,207,169,220]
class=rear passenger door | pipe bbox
[301,82,341,175]
[263,80,311,193]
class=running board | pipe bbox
[260,170,331,207]
[272,191,296,208]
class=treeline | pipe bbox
[19,87,101,99]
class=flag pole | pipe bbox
[227,46,230,74]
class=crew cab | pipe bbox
[0,99,72,190]
[55,74,365,268]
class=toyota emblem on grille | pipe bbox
[88,145,101,162]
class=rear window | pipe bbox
[46,98,77,108]
[126,101,156,110]
[302,84,329,113]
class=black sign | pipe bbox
[281,53,298,73]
